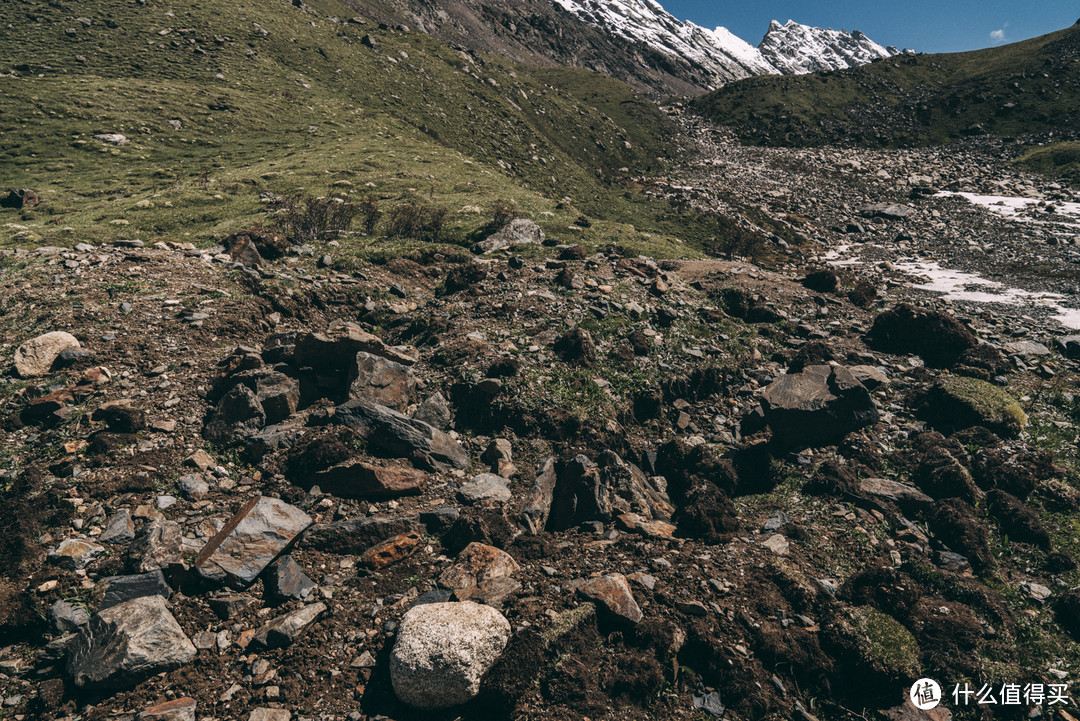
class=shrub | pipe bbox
[276,191,360,243]
[385,198,449,242]
[358,194,380,236]
[489,199,520,229]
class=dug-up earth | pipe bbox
[6,135,1080,721]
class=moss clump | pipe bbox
[846,605,921,680]
[920,376,1027,438]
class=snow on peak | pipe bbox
[758,18,899,75]
[550,0,776,87]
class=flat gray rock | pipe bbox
[333,399,469,469]
[100,570,173,611]
[250,602,326,648]
[457,473,511,505]
[1004,340,1051,357]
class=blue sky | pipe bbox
[659,1,1079,53]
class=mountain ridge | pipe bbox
[338,0,901,95]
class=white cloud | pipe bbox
[990,23,1008,42]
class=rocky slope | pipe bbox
[4,124,1080,720]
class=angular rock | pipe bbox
[1004,340,1050,357]
[177,473,210,501]
[547,453,672,532]
[470,218,544,255]
[48,538,105,571]
[360,530,423,569]
[204,384,266,445]
[521,457,557,534]
[310,459,424,500]
[760,365,879,448]
[331,399,469,469]
[578,573,643,624]
[128,519,183,574]
[412,392,452,430]
[196,497,312,588]
[264,555,317,603]
[255,372,300,424]
[348,351,416,410]
[208,594,257,621]
[250,602,326,649]
[15,331,81,378]
[861,202,912,220]
[49,600,90,633]
[67,595,196,689]
[390,601,511,709]
[762,534,790,556]
[100,570,172,611]
[858,478,933,511]
[849,365,888,390]
[458,473,511,505]
[295,320,418,370]
[301,516,417,554]
[439,542,520,592]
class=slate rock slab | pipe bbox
[332,399,469,469]
[196,496,312,588]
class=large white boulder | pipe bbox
[14,331,80,378]
[390,601,511,709]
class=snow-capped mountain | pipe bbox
[546,0,902,89]
[550,0,775,85]
[341,0,904,96]
[758,19,901,75]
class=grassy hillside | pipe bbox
[691,23,1080,150]
[1015,141,1080,188]
[0,0,711,254]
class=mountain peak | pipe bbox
[758,17,898,75]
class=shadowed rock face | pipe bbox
[761,365,879,448]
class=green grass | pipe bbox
[0,0,717,254]
[691,23,1080,154]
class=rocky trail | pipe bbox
[4,123,1080,721]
